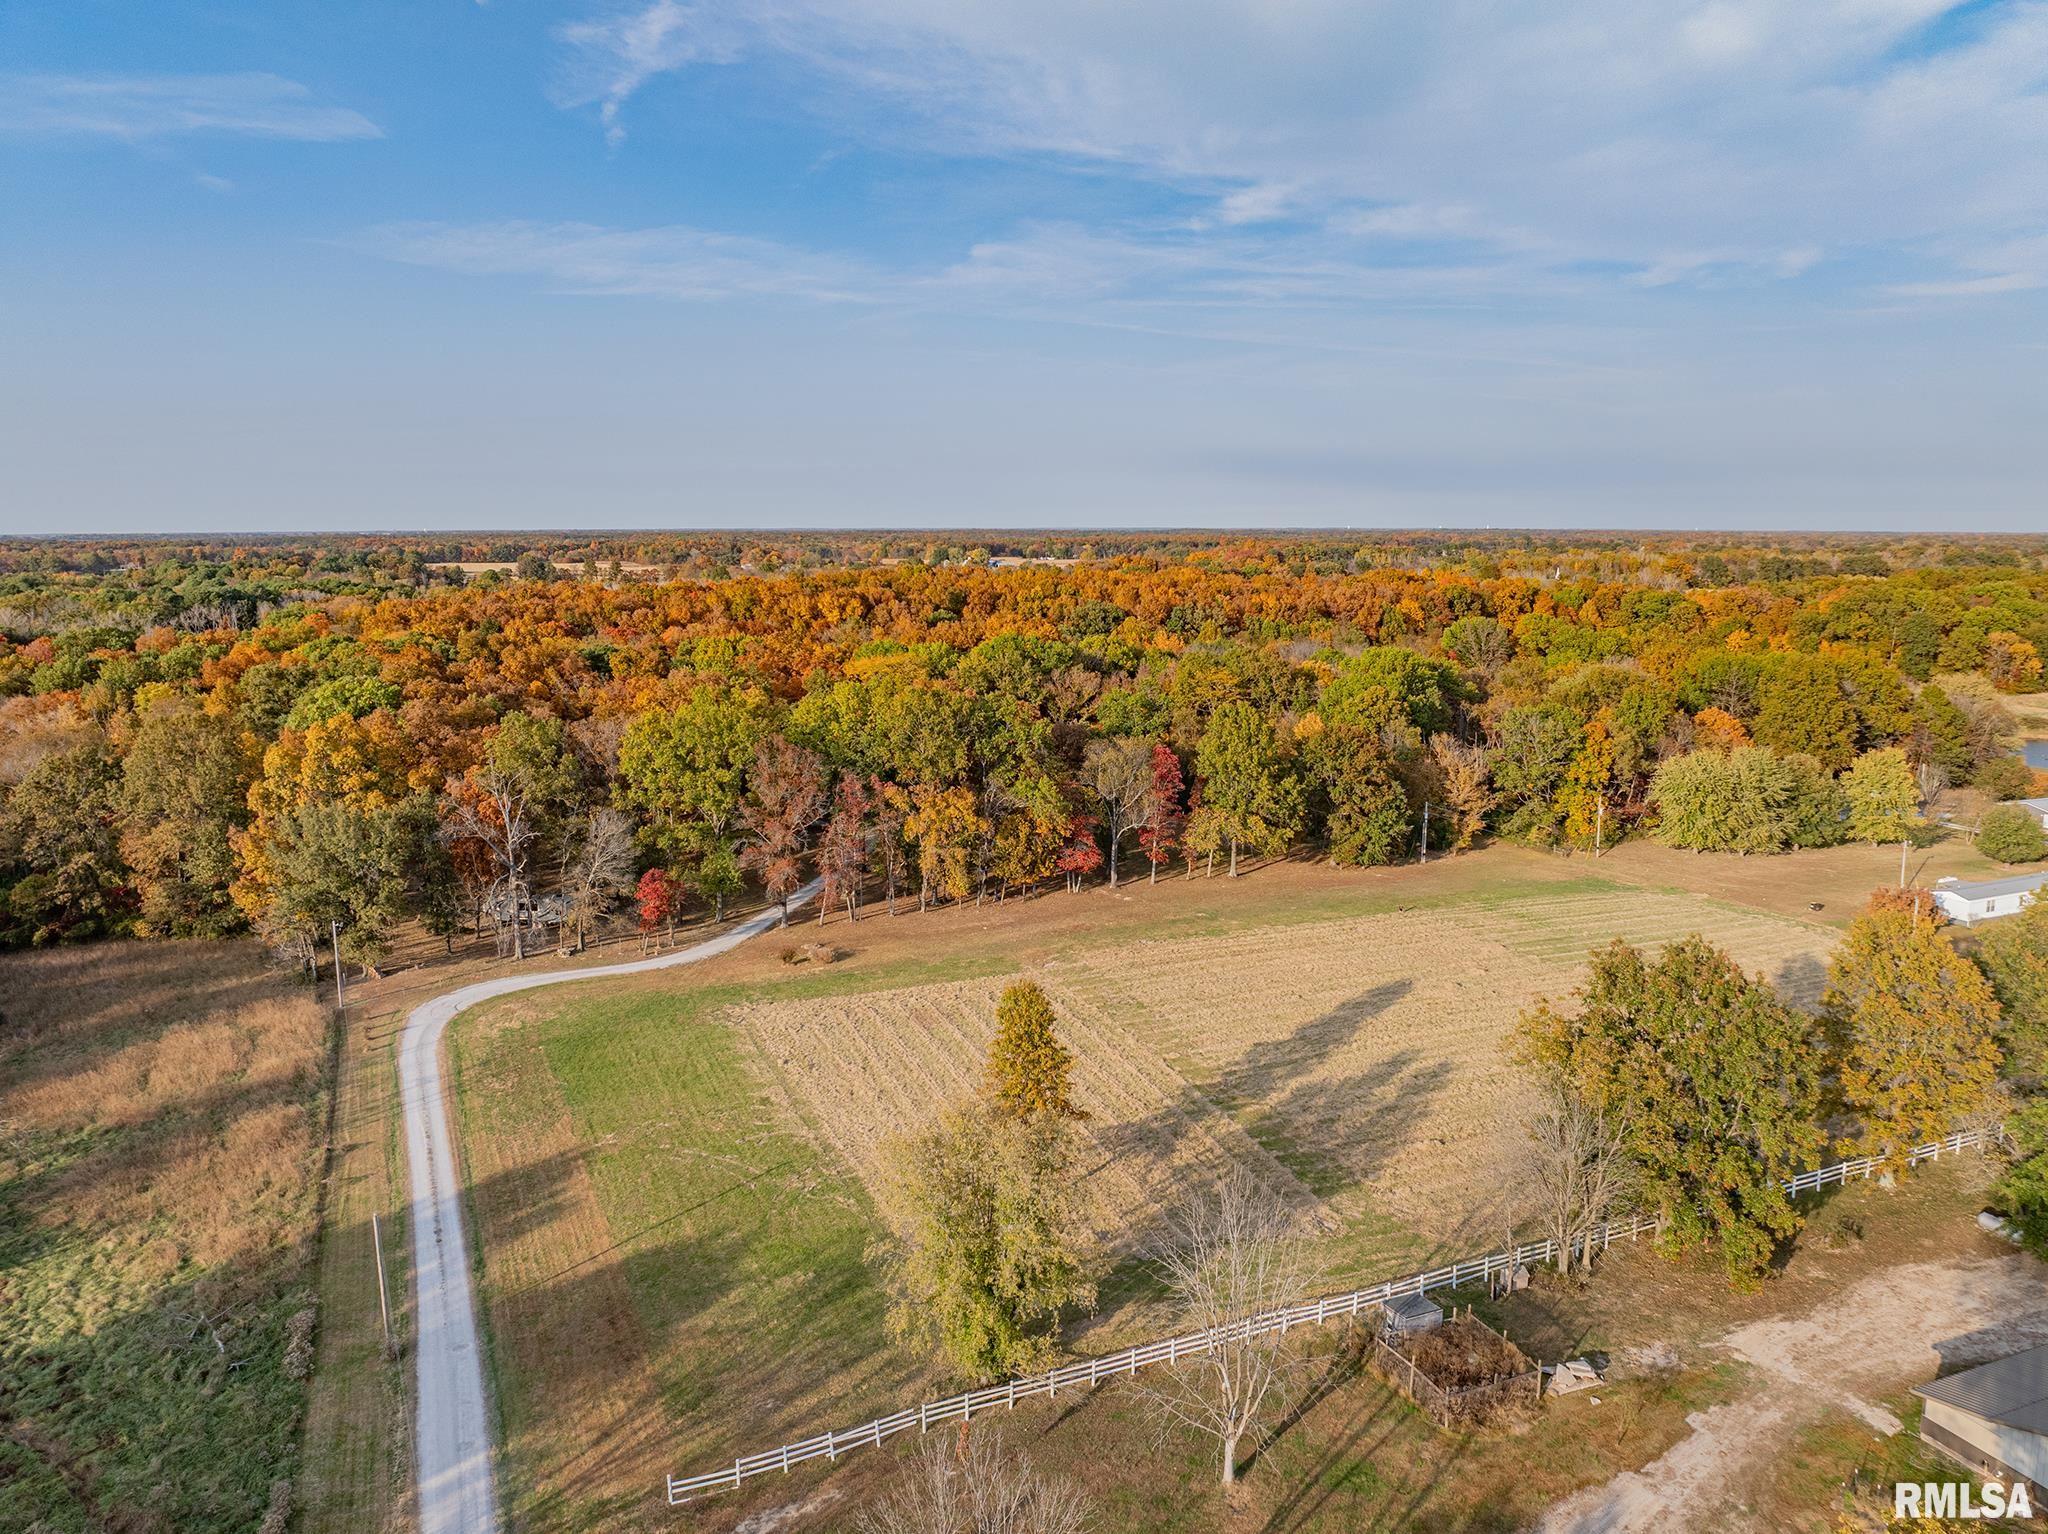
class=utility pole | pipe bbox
[330,920,346,1009]
[1899,839,1909,891]
[1420,801,1430,864]
[1595,797,1605,858]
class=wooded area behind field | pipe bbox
[3,533,2043,965]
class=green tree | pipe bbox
[1649,746,1842,853]
[1841,748,1922,845]
[0,739,128,945]
[1825,908,2002,1164]
[1193,701,1303,876]
[1753,656,1859,770]
[1514,936,1823,1285]
[1303,726,1410,866]
[1993,1099,2048,1259]
[1979,902,2048,1086]
[985,981,1080,1121]
[880,1106,1094,1381]
[1977,804,2048,865]
[1318,647,1463,735]
[120,703,250,937]
[1490,704,1580,844]
[1907,685,1976,785]
[255,796,429,973]
[618,688,770,915]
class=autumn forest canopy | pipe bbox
[1,530,2045,957]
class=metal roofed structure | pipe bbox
[1914,1344,2048,1492]
[1931,870,2048,925]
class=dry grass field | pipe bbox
[737,887,1837,1270]
[418,847,1899,1532]
[0,942,331,1534]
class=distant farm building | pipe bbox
[1931,871,2047,926]
[1914,1344,2048,1496]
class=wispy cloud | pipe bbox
[0,72,380,142]
[1888,271,2043,297]
[552,1,742,144]
[543,0,2048,298]
[358,220,877,302]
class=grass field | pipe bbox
[436,851,1870,1531]
[0,942,331,1534]
[739,884,1836,1274]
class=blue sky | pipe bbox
[2,0,2045,533]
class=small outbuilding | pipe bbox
[1381,1291,1444,1339]
[1931,871,2048,926]
[1913,1344,2048,1495]
[2008,796,2048,831]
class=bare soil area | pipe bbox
[1535,1252,2048,1534]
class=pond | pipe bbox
[2026,739,2048,770]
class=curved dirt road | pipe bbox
[399,884,819,1534]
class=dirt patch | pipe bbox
[1534,1253,2048,1534]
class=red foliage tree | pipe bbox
[1056,815,1104,893]
[635,866,685,950]
[817,775,872,924]
[1138,742,1187,885]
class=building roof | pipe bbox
[1916,1344,2048,1435]
[1933,870,2048,902]
[1387,1291,1441,1320]
[2012,797,2048,815]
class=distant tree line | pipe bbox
[3,553,2044,955]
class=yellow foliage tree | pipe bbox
[984,981,1081,1122]
[1826,907,2003,1166]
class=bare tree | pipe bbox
[856,1430,1088,1534]
[1913,757,1948,809]
[1137,1174,1313,1486]
[1524,1080,1634,1278]
[441,774,537,959]
[563,808,636,950]
[1083,737,1152,887]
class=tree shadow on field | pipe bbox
[1081,983,1450,1325]
[1206,981,1414,1114]
[464,1151,913,1516]
[0,964,297,1105]
[1771,950,1829,1012]
[1266,1049,1455,1203]
[0,1248,316,1534]
[1,1065,326,1287]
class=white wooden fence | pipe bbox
[665,1127,1996,1502]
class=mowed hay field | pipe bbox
[0,943,330,1534]
[740,888,1836,1271]
[447,862,1842,1530]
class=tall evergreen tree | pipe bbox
[985,981,1080,1121]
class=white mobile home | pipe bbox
[1931,871,2047,926]
[1914,1344,2048,1496]
[2010,797,2048,831]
